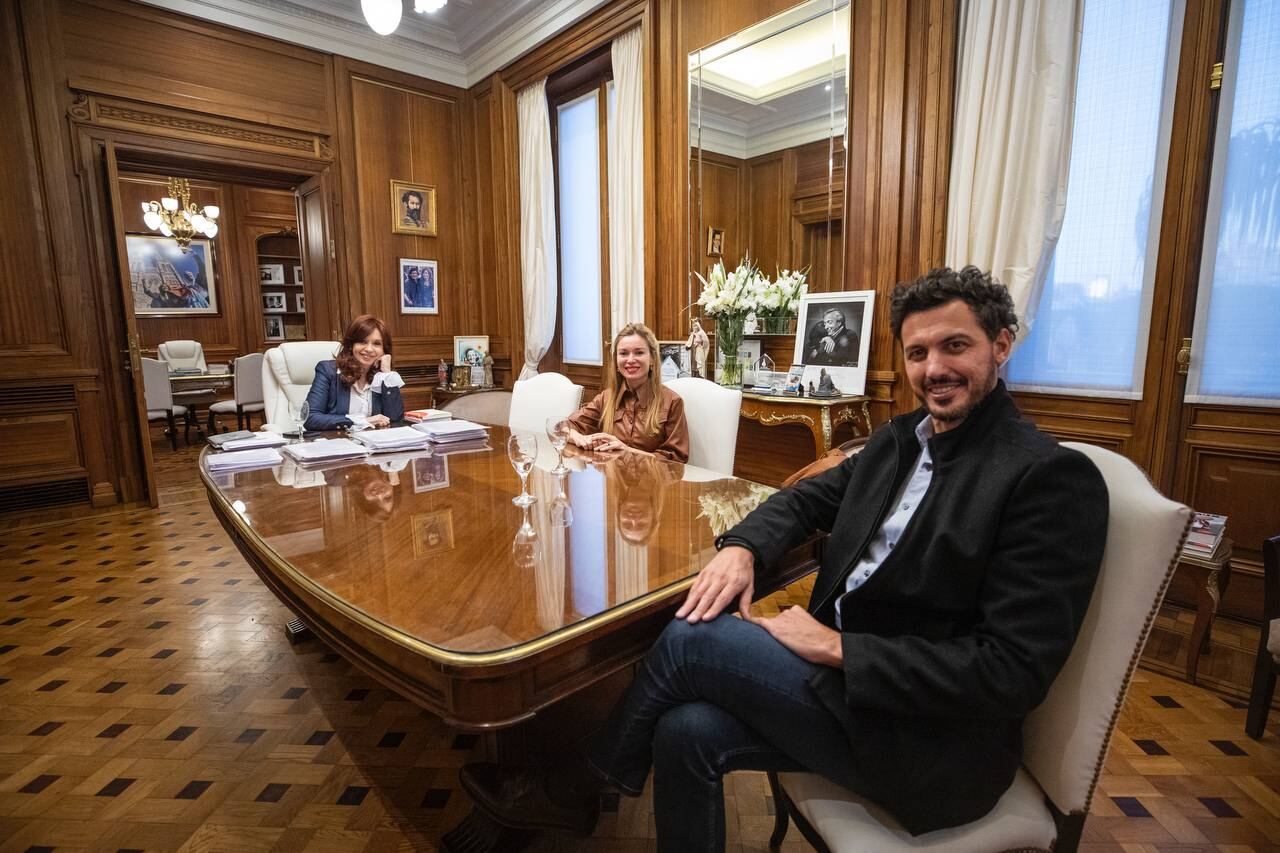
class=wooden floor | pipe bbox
[2,435,1280,852]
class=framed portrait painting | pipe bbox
[792,290,875,396]
[126,234,218,316]
[391,179,438,237]
[706,227,725,257]
[400,258,439,315]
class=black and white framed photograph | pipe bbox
[292,265,303,285]
[792,290,875,396]
[412,456,449,493]
[400,258,439,315]
[264,315,285,341]
[262,292,287,313]
[127,235,218,316]
[657,341,690,380]
[295,293,306,313]
[259,263,285,285]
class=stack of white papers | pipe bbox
[280,438,370,464]
[351,426,432,453]
[205,448,283,471]
[413,419,489,444]
[221,432,288,451]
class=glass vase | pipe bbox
[718,355,743,387]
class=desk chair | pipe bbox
[441,390,513,425]
[1246,534,1280,739]
[666,377,741,476]
[262,341,339,431]
[766,442,1190,853]
[141,356,188,450]
[208,352,266,432]
[509,372,583,435]
[159,340,216,437]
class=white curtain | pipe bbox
[608,27,645,336]
[518,79,559,379]
[946,0,1084,343]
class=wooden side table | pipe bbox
[430,386,501,408]
[739,392,872,457]
[1181,538,1233,684]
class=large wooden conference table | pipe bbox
[201,424,818,837]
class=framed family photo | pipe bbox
[792,290,875,396]
[412,456,449,493]
[400,258,439,315]
[391,179,437,237]
[264,315,285,341]
[453,335,489,367]
[127,234,218,316]
[259,263,285,285]
[292,265,303,285]
[262,292,287,313]
[295,293,306,313]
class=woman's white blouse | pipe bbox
[345,370,404,422]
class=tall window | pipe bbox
[557,91,605,365]
[1007,0,1182,396]
[1185,0,1280,404]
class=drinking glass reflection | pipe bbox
[512,504,540,570]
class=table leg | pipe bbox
[816,408,833,457]
[1187,566,1225,684]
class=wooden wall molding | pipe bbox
[67,92,333,160]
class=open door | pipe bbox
[103,141,160,507]
[296,171,340,341]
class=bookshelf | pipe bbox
[256,231,305,342]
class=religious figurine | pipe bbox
[437,359,449,388]
[483,352,495,387]
[807,381,816,396]
[685,318,710,379]
[812,367,841,397]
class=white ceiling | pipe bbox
[135,0,613,88]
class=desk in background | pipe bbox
[736,392,872,486]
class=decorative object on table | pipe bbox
[127,234,217,315]
[413,509,455,556]
[758,267,808,334]
[706,226,725,257]
[390,178,437,236]
[658,341,690,380]
[412,455,449,493]
[437,359,450,387]
[454,335,490,369]
[811,367,841,397]
[697,479,774,537]
[719,338,762,386]
[793,289,875,396]
[295,293,306,313]
[483,352,495,387]
[685,317,710,379]
[262,292,287,313]
[264,315,285,341]
[751,370,790,395]
[259,263,285,285]
[140,177,219,251]
[292,264,303,285]
[400,258,439,315]
[469,362,486,387]
[784,366,803,396]
[1184,512,1228,558]
[696,258,769,387]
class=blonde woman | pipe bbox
[566,323,690,463]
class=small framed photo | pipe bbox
[292,265,303,285]
[454,335,489,367]
[262,292,287,313]
[295,293,306,313]
[706,227,725,257]
[264,315,285,341]
[413,509,455,557]
[793,290,876,396]
[391,179,438,236]
[400,258,439,315]
[657,341,690,380]
[784,365,804,395]
[412,456,449,493]
[259,263,285,285]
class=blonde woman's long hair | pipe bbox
[600,323,664,438]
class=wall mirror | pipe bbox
[687,0,849,326]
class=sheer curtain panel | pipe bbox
[518,79,559,379]
[608,27,645,337]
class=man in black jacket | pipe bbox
[463,267,1109,851]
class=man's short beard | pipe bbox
[406,209,421,223]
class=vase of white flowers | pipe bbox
[695,258,768,386]
[758,268,809,335]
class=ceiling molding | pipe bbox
[460,0,614,85]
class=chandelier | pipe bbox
[361,0,447,36]
[141,177,220,252]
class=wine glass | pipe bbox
[546,417,570,474]
[507,432,538,506]
[551,472,573,528]
[512,505,540,569]
[289,400,310,438]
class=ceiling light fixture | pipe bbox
[414,0,447,12]
[141,178,219,252]
[361,0,402,35]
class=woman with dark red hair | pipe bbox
[303,314,405,431]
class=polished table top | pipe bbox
[200,425,775,666]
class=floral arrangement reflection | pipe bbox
[697,479,774,538]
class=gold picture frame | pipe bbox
[706,226,724,257]
[390,179,438,236]
[413,509,455,557]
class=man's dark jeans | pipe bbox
[586,614,862,852]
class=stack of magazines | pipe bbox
[413,419,488,444]
[205,447,283,471]
[351,426,432,453]
[1184,511,1228,558]
[281,438,369,464]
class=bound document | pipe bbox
[280,438,370,464]
[220,432,288,451]
[351,426,432,453]
[205,447,283,472]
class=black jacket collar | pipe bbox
[892,379,1019,464]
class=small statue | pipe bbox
[807,381,815,396]
[812,368,841,397]
[685,318,710,379]
[483,352,494,387]
[437,359,449,387]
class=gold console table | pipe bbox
[739,392,872,458]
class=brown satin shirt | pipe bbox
[568,385,690,463]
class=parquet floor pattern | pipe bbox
[2,441,1280,851]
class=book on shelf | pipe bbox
[404,408,451,423]
[1182,511,1227,558]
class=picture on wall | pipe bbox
[262,292,287,313]
[413,509,455,557]
[390,179,438,237]
[259,263,285,285]
[295,293,306,313]
[706,227,725,257]
[126,234,217,316]
[264,315,285,341]
[400,258,439,315]
[292,265,303,285]
[453,335,489,367]
[792,290,876,396]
